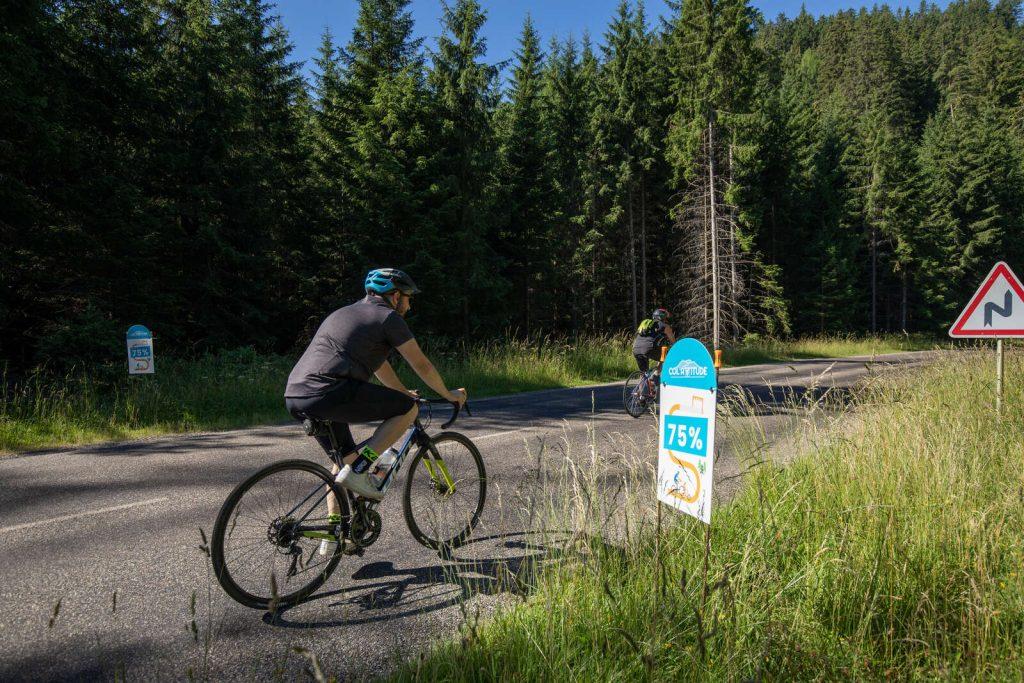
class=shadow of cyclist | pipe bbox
[262,531,573,629]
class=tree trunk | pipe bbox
[709,120,720,350]
[728,141,738,341]
[641,174,647,318]
[901,269,908,332]
[628,187,638,328]
[870,222,877,334]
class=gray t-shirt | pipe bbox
[285,296,414,397]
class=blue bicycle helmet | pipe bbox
[364,268,421,295]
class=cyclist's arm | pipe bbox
[374,360,413,396]
[664,324,677,343]
[395,339,465,404]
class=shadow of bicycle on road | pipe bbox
[263,531,572,629]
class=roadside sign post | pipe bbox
[658,338,717,524]
[126,325,155,375]
[997,339,1004,415]
[948,261,1024,416]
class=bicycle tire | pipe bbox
[623,371,647,418]
[211,459,349,610]
[402,432,486,550]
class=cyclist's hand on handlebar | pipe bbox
[447,388,467,406]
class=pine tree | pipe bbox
[340,0,430,292]
[29,0,164,364]
[918,102,1024,329]
[575,34,610,331]
[495,16,553,334]
[588,1,661,329]
[425,0,506,335]
[0,1,63,367]
[306,30,361,315]
[665,0,772,346]
[542,35,598,330]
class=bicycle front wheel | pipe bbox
[211,459,349,610]
[623,371,647,418]
[403,432,486,550]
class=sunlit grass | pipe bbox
[722,332,941,366]
[1,334,943,452]
[391,349,1024,681]
[0,348,292,452]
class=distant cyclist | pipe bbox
[284,268,466,502]
[632,308,676,374]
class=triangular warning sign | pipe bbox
[949,262,1024,337]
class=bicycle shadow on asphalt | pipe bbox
[262,530,587,629]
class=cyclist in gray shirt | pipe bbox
[285,268,466,502]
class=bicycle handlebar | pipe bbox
[417,397,471,430]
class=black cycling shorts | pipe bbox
[285,380,416,458]
[634,347,663,372]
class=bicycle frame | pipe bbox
[284,409,458,542]
[632,366,659,401]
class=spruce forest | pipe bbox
[3,0,1023,372]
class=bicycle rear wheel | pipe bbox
[403,432,486,550]
[623,371,648,418]
[211,459,349,610]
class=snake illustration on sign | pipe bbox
[657,338,716,523]
[665,404,701,504]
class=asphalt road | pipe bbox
[0,352,937,681]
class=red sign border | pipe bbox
[949,262,1024,337]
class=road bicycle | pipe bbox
[623,365,660,418]
[210,398,486,610]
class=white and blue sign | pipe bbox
[657,338,716,523]
[662,414,710,457]
[126,325,155,375]
[662,338,716,391]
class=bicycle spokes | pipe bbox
[216,465,341,603]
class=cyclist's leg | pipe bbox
[634,353,650,373]
[315,384,417,466]
[290,381,417,496]
[646,349,664,386]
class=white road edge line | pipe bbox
[0,497,170,534]
[474,428,527,441]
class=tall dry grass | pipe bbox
[394,349,1024,681]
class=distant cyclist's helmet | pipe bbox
[652,308,670,321]
[364,268,421,296]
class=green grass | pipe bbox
[721,332,940,366]
[1,334,941,453]
[0,337,635,452]
[0,347,293,453]
[391,349,1023,681]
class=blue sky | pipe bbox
[275,1,951,82]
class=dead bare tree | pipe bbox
[673,121,753,348]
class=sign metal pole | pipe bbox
[996,339,1004,417]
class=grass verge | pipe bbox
[722,332,939,365]
[1,334,939,453]
[392,350,1023,681]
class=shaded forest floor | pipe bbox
[1,335,941,453]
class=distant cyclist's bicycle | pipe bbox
[210,398,486,610]
[623,365,659,418]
